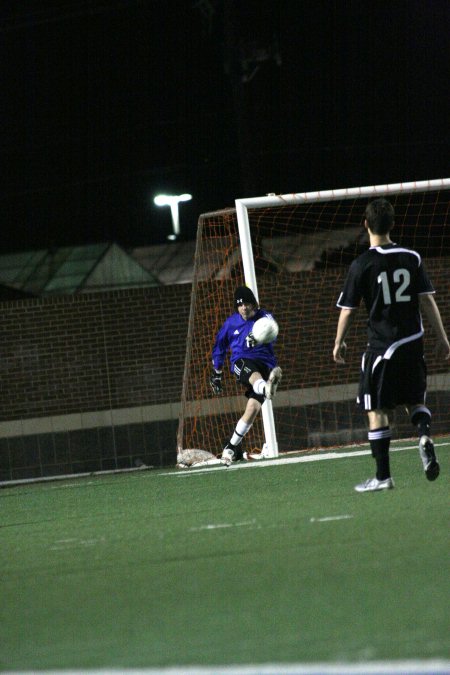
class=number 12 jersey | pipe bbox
[336,243,435,354]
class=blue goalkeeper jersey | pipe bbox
[212,308,278,372]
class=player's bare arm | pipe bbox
[419,294,450,359]
[333,307,356,364]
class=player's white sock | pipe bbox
[230,419,252,446]
[252,378,266,396]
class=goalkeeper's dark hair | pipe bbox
[365,198,395,234]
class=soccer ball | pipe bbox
[251,316,279,344]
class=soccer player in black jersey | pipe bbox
[333,198,450,492]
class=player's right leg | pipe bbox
[401,342,439,482]
[406,404,440,481]
[245,363,282,401]
[418,435,440,481]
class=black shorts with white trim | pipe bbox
[233,358,271,404]
[357,339,427,411]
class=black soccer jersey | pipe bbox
[336,243,435,353]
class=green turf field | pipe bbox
[1,439,449,672]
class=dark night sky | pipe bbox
[1,0,449,253]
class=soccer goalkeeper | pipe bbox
[210,286,282,466]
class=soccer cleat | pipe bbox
[419,435,440,481]
[220,441,245,465]
[354,477,395,493]
[266,366,282,400]
[220,448,234,466]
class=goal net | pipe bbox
[177,179,450,458]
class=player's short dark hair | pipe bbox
[234,286,258,307]
[365,198,395,234]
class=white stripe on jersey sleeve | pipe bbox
[336,291,358,309]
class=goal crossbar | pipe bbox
[236,178,450,210]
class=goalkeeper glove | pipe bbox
[246,332,257,348]
[210,369,223,395]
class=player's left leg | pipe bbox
[355,350,397,492]
[354,408,395,492]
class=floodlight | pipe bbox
[154,193,192,240]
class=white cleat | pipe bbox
[354,477,395,493]
[220,448,235,467]
[419,435,440,481]
[266,366,282,400]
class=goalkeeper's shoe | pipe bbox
[354,477,395,493]
[266,366,282,400]
[221,448,234,466]
[419,435,440,481]
[220,443,243,466]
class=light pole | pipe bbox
[154,193,192,241]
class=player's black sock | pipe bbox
[410,406,431,438]
[368,427,391,480]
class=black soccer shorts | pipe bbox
[233,358,271,404]
[357,340,427,411]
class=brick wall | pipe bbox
[0,285,191,420]
[0,286,192,480]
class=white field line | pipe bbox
[189,519,256,532]
[161,441,448,477]
[310,515,353,523]
[188,516,354,531]
[4,658,450,674]
[0,466,150,488]
[50,536,106,551]
[3,441,446,490]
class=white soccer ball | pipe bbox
[251,316,279,344]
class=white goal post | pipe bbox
[235,178,450,458]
